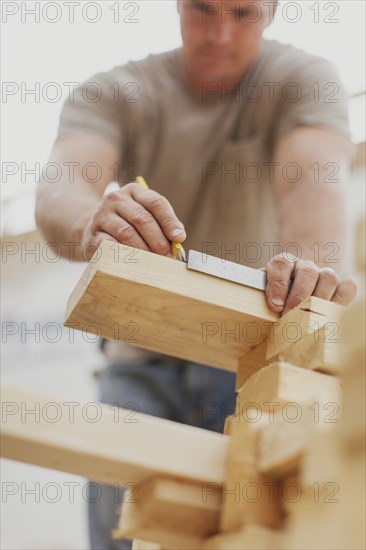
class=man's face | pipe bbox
[178,1,276,88]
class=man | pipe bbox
[35,1,356,548]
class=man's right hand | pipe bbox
[81,182,187,260]
[36,134,186,262]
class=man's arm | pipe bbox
[35,134,119,260]
[266,126,357,315]
[35,133,186,261]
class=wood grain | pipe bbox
[1,385,229,485]
[65,241,278,372]
[266,296,343,360]
[115,476,220,549]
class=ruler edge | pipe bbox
[187,250,267,291]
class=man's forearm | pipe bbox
[277,183,347,273]
[35,179,101,261]
[35,133,122,261]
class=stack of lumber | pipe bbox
[1,224,365,549]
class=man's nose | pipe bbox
[206,22,233,45]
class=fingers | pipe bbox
[331,278,357,306]
[312,268,340,301]
[116,196,171,255]
[130,184,186,242]
[95,211,150,251]
[265,252,358,316]
[281,260,320,316]
[265,254,295,313]
[90,184,186,256]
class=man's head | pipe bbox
[177,1,277,90]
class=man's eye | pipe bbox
[194,2,213,15]
[237,8,258,20]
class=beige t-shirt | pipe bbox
[56,39,350,363]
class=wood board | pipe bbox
[115,476,220,549]
[1,385,229,485]
[65,241,278,372]
[265,296,343,360]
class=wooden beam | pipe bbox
[340,298,365,362]
[236,362,341,419]
[1,385,229,485]
[271,328,340,374]
[355,217,365,270]
[339,299,366,451]
[258,410,314,478]
[114,476,220,549]
[65,241,278,372]
[202,524,285,550]
[353,140,365,169]
[236,340,268,391]
[284,454,366,550]
[266,296,343,360]
[223,414,234,435]
[236,296,343,390]
[132,540,162,550]
[219,410,282,532]
[341,356,365,452]
[300,425,342,486]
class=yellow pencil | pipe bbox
[135,176,187,262]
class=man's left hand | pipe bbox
[264,253,357,316]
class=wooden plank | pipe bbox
[341,358,365,452]
[335,453,366,550]
[132,540,162,550]
[285,455,366,550]
[284,300,366,549]
[236,362,341,419]
[353,140,366,169]
[219,410,282,532]
[282,297,365,549]
[202,524,285,550]
[340,299,366,451]
[355,217,365,270]
[271,327,340,374]
[236,309,341,392]
[1,385,229,485]
[266,296,343,360]
[282,472,342,550]
[340,299,365,361]
[300,425,342,486]
[258,410,312,478]
[236,340,269,391]
[257,401,342,481]
[223,414,234,436]
[65,241,278,372]
[114,476,220,550]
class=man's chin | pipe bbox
[183,58,242,89]
[197,69,238,86]
[194,58,245,85]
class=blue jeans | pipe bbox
[88,357,237,550]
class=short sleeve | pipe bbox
[56,69,125,151]
[273,56,351,142]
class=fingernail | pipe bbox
[171,228,185,238]
[272,297,285,307]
